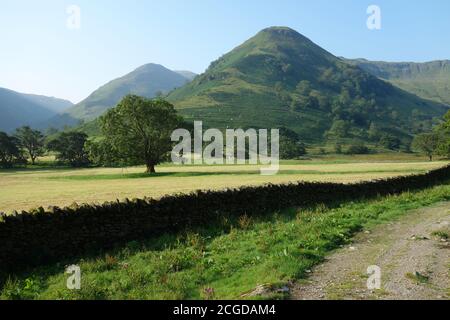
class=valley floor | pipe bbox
[0,157,446,214]
[292,202,450,300]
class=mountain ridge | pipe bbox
[20,93,73,113]
[345,58,450,106]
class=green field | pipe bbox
[1,153,449,300]
[2,181,449,300]
[0,155,446,214]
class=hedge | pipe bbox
[1,165,450,277]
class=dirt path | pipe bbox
[292,202,450,300]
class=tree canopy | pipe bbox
[15,126,44,165]
[100,95,181,173]
[0,132,23,168]
[412,132,441,161]
[278,127,307,159]
[47,131,90,167]
[435,110,450,158]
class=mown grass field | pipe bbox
[0,154,446,214]
[2,182,449,300]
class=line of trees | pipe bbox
[2,96,448,170]
[0,96,181,170]
[0,127,90,168]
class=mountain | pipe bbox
[168,27,448,144]
[175,70,197,81]
[63,64,192,121]
[19,94,73,113]
[0,87,73,132]
[344,58,450,106]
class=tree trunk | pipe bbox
[146,163,156,174]
[429,155,433,162]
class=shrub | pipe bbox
[346,144,370,155]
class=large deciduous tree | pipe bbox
[278,127,307,159]
[0,132,23,168]
[100,95,181,173]
[47,131,90,167]
[85,138,118,167]
[15,126,45,165]
[412,132,441,161]
[436,110,450,158]
[440,110,450,132]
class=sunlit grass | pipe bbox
[0,157,447,214]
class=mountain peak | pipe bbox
[133,63,168,73]
[260,26,299,35]
[262,26,296,32]
[61,63,190,121]
[257,26,311,42]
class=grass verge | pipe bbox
[1,183,449,300]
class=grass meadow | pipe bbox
[0,154,446,214]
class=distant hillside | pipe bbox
[168,27,448,145]
[345,58,450,106]
[175,70,197,81]
[63,64,192,121]
[20,94,73,113]
[0,87,73,132]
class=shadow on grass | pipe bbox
[0,201,331,292]
[45,168,428,181]
[46,171,262,180]
[0,164,81,174]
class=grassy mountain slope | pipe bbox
[168,27,447,144]
[0,87,64,132]
[65,64,191,121]
[345,58,450,106]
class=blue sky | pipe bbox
[1,0,449,103]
